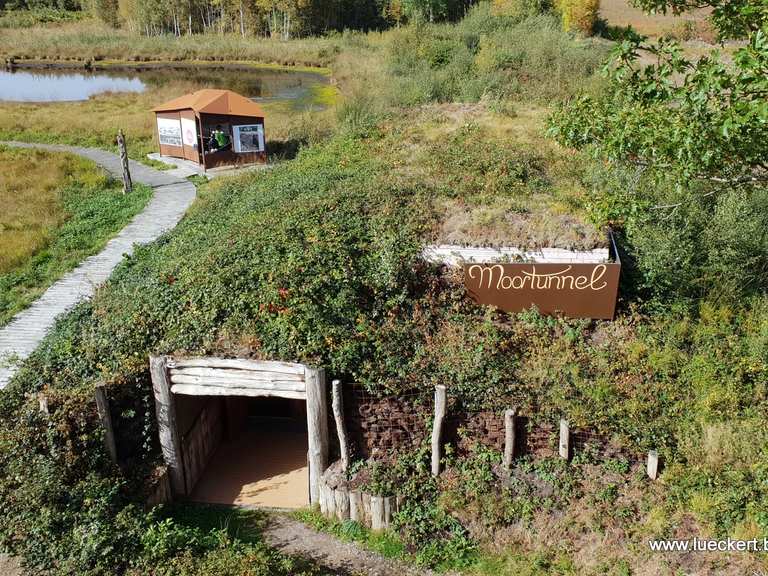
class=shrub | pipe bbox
[491,0,554,21]
[557,0,600,35]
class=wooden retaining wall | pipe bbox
[317,474,401,531]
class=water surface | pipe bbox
[0,66,328,106]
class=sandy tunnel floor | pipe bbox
[191,416,309,509]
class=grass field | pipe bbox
[0,145,151,326]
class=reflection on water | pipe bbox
[0,70,145,102]
[0,66,328,106]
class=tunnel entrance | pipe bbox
[150,356,329,508]
[189,396,309,508]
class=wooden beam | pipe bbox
[169,373,305,391]
[168,357,305,375]
[431,385,447,476]
[331,379,350,471]
[150,355,186,495]
[170,366,304,382]
[503,408,516,470]
[95,384,118,465]
[306,366,329,506]
[170,384,306,400]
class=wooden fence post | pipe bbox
[117,129,132,194]
[431,385,447,476]
[150,355,185,495]
[647,450,659,480]
[503,408,516,470]
[95,384,118,465]
[559,418,570,460]
[331,379,349,471]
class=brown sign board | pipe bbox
[463,237,621,319]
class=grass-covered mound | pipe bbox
[0,145,152,326]
[1,4,767,575]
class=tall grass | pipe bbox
[382,6,608,105]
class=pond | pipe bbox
[0,66,329,106]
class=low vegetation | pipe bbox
[0,0,766,575]
[0,146,151,326]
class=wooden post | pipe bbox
[117,129,132,194]
[324,484,336,517]
[559,418,570,460]
[383,496,392,529]
[334,489,350,521]
[331,379,350,471]
[503,408,516,470]
[370,495,385,531]
[37,393,49,415]
[306,366,329,506]
[647,450,659,480]
[349,490,363,523]
[95,384,118,465]
[431,385,447,476]
[150,355,185,495]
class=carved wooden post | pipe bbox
[306,366,329,506]
[95,384,118,465]
[503,408,516,470]
[559,418,570,460]
[431,385,447,476]
[150,355,185,495]
[117,129,132,194]
[331,379,349,471]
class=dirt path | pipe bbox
[0,553,22,576]
[263,514,433,576]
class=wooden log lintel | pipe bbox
[169,357,305,375]
[170,383,306,400]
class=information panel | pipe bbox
[157,117,182,147]
[233,124,264,153]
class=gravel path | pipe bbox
[263,515,433,576]
[0,142,196,389]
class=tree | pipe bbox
[548,0,768,302]
[549,0,768,190]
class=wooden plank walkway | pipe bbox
[0,142,196,389]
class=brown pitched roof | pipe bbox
[152,89,265,117]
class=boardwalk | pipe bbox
[0,142,196,389]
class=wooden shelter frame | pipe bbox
[149,355,329,505]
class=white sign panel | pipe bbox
[233,124,264,153]
[181,117,197,148]
[157,117,182,147]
